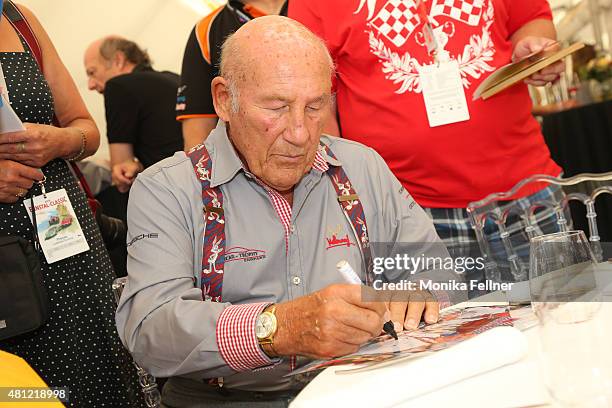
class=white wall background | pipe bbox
[18,0,223,161]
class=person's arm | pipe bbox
[510,18,556,45]
[109,143,136,168]
[177,26,219,150]
[116,169,279,377]
[507,2,563,86]
[182,117,218,151]
[103,78,145,193]
[20,4,99,160]
[109,143,143,193]
[0,5,99,167]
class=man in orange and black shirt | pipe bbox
[177,0,288,150]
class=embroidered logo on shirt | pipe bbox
[325,224,356,250]
[126,233,159,247]
[224,246,267,263]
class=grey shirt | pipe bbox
[116,122,446,390]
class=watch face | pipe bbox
[256,313,274,339]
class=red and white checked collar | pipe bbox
[253,150,329,252]
[312,150,330,172]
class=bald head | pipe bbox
[83,38,106,71]
[210,15,335,197]
[84,36,150,93]
[86,36,151,67]
[219,16,334,100]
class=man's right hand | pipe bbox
[272,284,387,359]
[112,159,143,193]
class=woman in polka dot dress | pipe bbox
[0,3,144,407]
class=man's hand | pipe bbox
[387,290,439,333]
[112,159,143,193]
[512,36,564,87]
[272,284,387,359]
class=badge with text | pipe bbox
[418,60,470,127]
[23,189,90,263]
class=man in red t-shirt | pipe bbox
[289,0,564,291]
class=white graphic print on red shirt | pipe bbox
[357,0,496,94]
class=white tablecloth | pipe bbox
[291,263,612,408]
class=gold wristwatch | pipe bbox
[255,304,278,357]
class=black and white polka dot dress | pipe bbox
[0,33,145,407]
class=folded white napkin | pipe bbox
[290,326,528,408]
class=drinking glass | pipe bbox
[529,231,612,407]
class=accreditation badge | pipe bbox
[418,60,470,127]
[24,189,90,263]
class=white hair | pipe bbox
[227,79,240,113]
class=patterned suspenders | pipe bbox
[188,144,226,302]
[187,142,374,301]
[320,145,375,285]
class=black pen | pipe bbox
[336,260,399,340]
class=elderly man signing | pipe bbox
[117,16,450,407]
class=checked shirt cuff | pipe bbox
[216,302,279,372]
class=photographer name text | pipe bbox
[373,279,514,292]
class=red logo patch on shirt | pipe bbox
[325,225,356,250]
[224,246,267,263]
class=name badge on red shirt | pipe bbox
[418,60,470,127]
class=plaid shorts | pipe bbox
[423,185,567,291]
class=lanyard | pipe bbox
[416,0,440,61]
